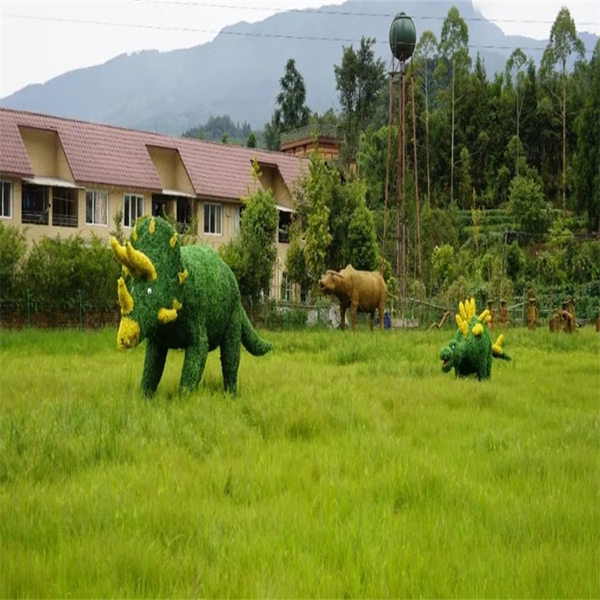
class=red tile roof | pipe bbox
[0,108,307,200]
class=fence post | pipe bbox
[79,290,84,330]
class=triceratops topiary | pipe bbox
[110,216,271,396]
[439,298,511,380]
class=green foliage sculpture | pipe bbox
[110,216,271,396]
[439,298,511,380]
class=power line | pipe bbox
[130,0,600,29]
[1,12,596,54]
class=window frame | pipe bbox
[0,180,12,219]
[203,202,223,236]
[85,190,109,226]
[123,193,144,228]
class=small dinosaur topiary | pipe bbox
[439,298,511,380]
[110,216,271,396]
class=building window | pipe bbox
[86,190,109,225]
[281,272,292,301]
[0,181,12,218]
[123,194,144,227]
[204,203,222,235]
[21,183,49,225]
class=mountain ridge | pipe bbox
[1,0,597,135]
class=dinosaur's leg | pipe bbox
[179,335,209,394]
[220,323,241,395]
[340,305,346,331]
[481,358,492,380]
[141,339,168,397]
[378,301,385,331]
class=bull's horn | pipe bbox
[126,243,157,281]
[117,277,134,315]
[110,237,132,271]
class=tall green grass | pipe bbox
[1,326,599,598]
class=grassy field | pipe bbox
[0,324,598,598]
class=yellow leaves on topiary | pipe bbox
[117,277,134,315]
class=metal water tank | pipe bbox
[389,12,416,61]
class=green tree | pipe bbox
[219,161,278,307]
[457,146,472,209]
[334,36,386,164]
[439,6,471,205]
[263,115,281,151]
[414,30,438,204]
[541,7,585,216]
[275,58,311,133]
[505,242,525,282]
[508,175,551,238]
[285,220,309,294]
[0,222,26,301]
[356,125,396,210]
[505,48,528,173]
[303,152,333,284]
[573,40,600,233]
[246,132,257,148]
[345,198,380,271]
[431,243,456,290]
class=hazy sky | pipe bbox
[1,0,598,98]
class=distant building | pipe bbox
[280,124,340,161]
[0,108,307,299]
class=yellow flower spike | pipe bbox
[467,298,476,319]
[459,301,467,321]
[456,314,468,338]
[173,299,182,311]
[478,309,490,323]
[178,269,188,285]
[472,323,484,337]
[170,233,178,249]
[117,277,134,315]
[492,334,505,356]
[132,227,138,242]
[122,265,130,278]
[149,217,156,234]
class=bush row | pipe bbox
[0,223,120,312]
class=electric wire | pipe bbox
[1,12,597,54]
[129,0,600,29]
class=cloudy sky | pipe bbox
[1,0,598,98]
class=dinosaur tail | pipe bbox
[241,307,272,356]
[492,334,511,361]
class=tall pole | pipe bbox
[397,59,407,308]
[381,65,395,275]
[411,66,423,298]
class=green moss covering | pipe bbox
[439,298,511,380]
[111,216,271,396]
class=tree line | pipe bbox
[240,5,599,312]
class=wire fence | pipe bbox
[1,282,599,331]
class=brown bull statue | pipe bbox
[318,265,387,331]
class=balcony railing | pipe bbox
[22,210,49,225]
[52,214,78,228]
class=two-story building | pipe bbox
[0,108,307,299]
